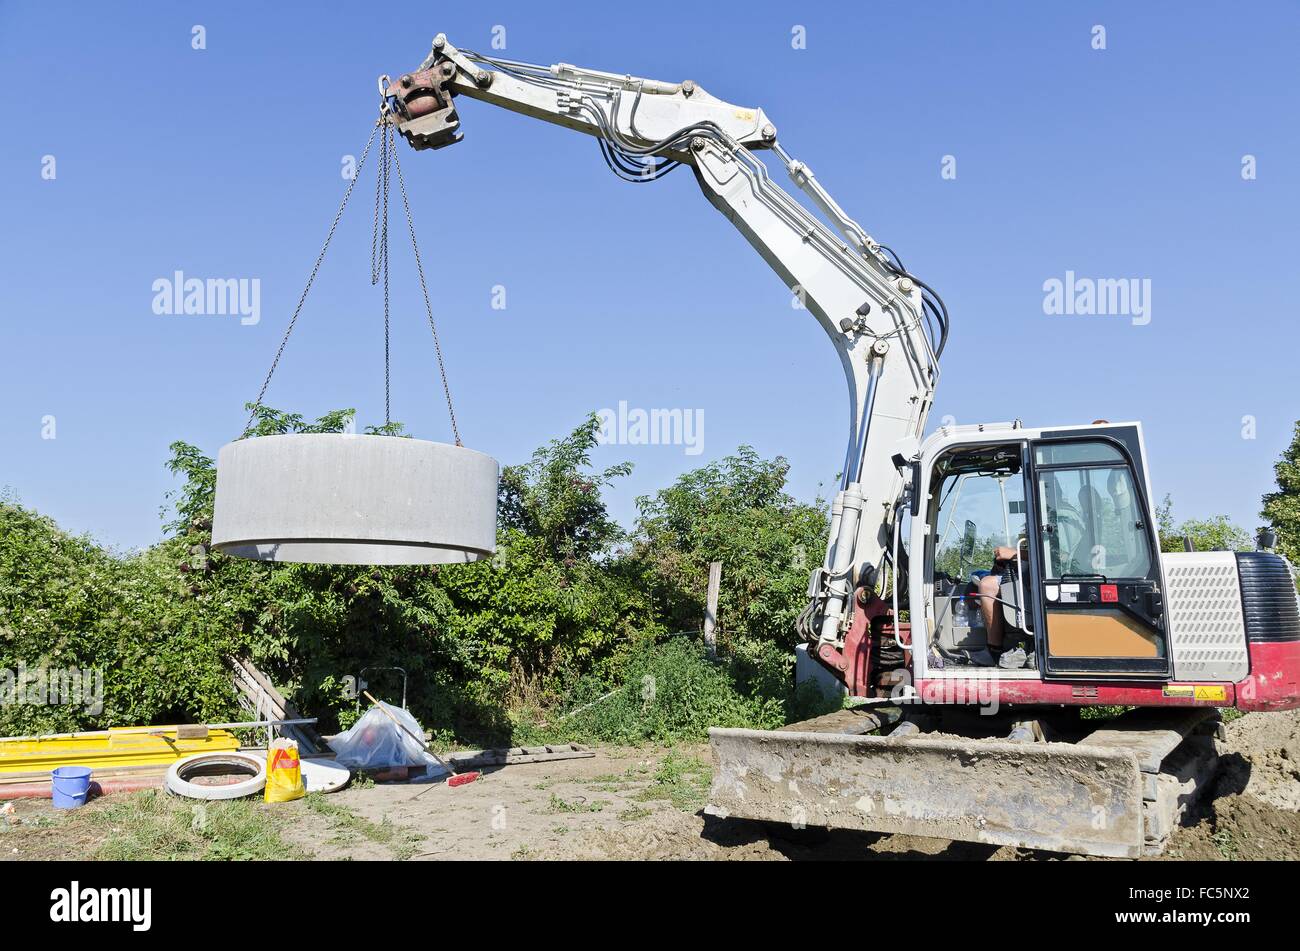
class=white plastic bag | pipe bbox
[327,702,447,778]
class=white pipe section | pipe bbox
[892,502,909,652]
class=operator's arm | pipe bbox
[994,538,1030,564]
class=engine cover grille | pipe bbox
[1162,551,1249,682]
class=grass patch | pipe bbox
[617,805,652,822]
[1080,704,1134,721]
[547,793,604,814]
[87,790,305,861]
[303,793,421,859]
[635,749,712,812]
[583,773,627,784]
[1211,827,1239,860]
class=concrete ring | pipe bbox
[165,752,268,801]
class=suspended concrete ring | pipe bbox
[211,434,499,565]
[165,752,268,801]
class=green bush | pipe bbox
[633,447,827,648]
[520,638,798,745]
[0,495,244,737]
[0,409,838,746]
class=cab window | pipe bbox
[930,444,1027,585]
[1035,441,1151,580]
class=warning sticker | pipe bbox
[1163,684,1228,702]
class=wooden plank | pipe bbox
[703,561,722,658]
[230,656,326,753]
[231,657,289,719]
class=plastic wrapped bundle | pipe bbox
[327,702,447,778]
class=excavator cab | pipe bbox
[915,421,1169,681]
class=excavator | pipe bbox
[380,35,1300,857]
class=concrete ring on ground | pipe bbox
[210,434,499,565]
[165,752,268,801]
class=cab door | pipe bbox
[1028,426,1170,678]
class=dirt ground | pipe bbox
[3,709,1298,861]
[1157,708,1300,860]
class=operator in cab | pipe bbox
[971,540,1028,668]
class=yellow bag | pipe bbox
[264,738,306,802]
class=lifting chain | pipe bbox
[371,117,393,425]
[391,140,462,446]
[243,94,463,446]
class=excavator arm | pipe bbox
[383,35,947,671]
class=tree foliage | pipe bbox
[0,493,245,737]
[632,447,827,648]
[1155,495,1253,553]
[498,414,632,561]
[1262,421,1300,564]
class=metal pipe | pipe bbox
[824,494,845,569]
[819,484,864,643]
[892,500,909,652]
[996,474,1027,631]
[843,353,884,491]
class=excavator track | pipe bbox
[706,706,1222,858]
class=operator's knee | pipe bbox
[977,575,1000,599]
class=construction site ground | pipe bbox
[3,709,1298,861]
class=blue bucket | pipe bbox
[51,766,93,809]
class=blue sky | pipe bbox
[2,2,1297,552]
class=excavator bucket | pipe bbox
[707,726,1148,858]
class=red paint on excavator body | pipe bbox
[1235,640,1300,712]
[817,586,1300,712]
